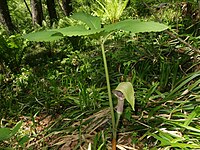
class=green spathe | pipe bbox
[114,82,135,111]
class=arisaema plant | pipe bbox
[22,12,168,149]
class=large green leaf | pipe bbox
[104,19,169,33]
[71,12,101,29]
[23,25,103,41]
[22,13,169,42]
[114,82,135,111]
[22,30,63,42]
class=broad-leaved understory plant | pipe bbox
[94,0,130,23]
[22,12,168,149]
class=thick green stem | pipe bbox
[100,37,116,140]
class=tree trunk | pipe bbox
[30,0,44,26]
[62,0,72,16]
[24,0,32,18]
[0,0,16,33]
[46,0,58,25]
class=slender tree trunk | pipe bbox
[46,0,58,25]
[24,0,32,17]
[57,0,65,15]
[0,0,16,33]
[30,0,44,26]
[62,0,72,16]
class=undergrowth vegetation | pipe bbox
[0,0,200,149]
